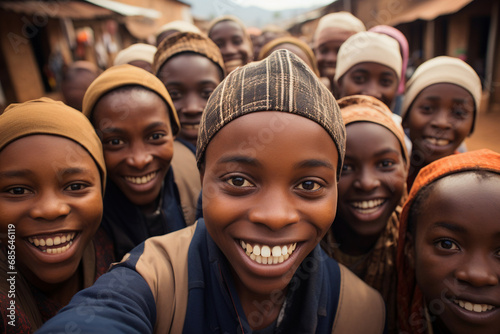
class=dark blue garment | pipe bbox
[176,137,197,154]
[101,167,186,260]
[37,220,343,334]
[183,220,341,333]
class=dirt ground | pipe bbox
[465,101,500,153]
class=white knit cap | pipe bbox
[401,56,482,133]
[113,43,157,66]
[334,31,402,83]
[156,20,201,36]
[313,11,365,47]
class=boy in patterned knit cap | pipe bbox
[38,50,385,333]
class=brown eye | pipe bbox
[297,181,321,191]
[227,177,253,187]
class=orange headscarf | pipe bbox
[397,149,500,333]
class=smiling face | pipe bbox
[335,122,406,252]
[92,88,174,213]
[314,30,353,80]
[0,135,102,288]
[209,20,253,73]
[411,172,500,334]
[158,53,222,146]
[404,83,474,166]
[201,111,339,299]
[338,62,399,108]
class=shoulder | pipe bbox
[331,264,386,334]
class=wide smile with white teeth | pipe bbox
[453,299,496,313]
[350,199,385,214]
[240,240,297,265]
[27,232,76,254]
[425,137,450,146]
[124,171,157,185]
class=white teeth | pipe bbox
[28,233,76,254]
[124,172,157,185]
[261,246,271,257]
[182,124,200,130]
[453,299,495,313]
[240,241,297,265]
[351,199,384,212]
[426,137,450,146]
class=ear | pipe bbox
[405,232,416,270]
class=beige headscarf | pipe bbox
[313,11,366,49]
[322,95,408,333]
[196,49,346,178]
[401,56,482,134]
[82,64,180,135]
[114,43,157,66]
[0,97,106,331]
[334,31,402,84]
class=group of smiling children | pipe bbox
[0,11,498,334]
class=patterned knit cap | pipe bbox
[153,31,225,78]
[196,49,346,178]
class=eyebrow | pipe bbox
[373,148,401,157]
[61,167,95,177]
[294,159,335,170]
[0,169,33,178]
[431,222,467,233]
[144,121,169,133]
[217,156,262,168]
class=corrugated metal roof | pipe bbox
[0,1,117,20]
[84,0,161,19]
[388,0,474,25]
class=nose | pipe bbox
[181,93,205,117]
[455,252,499,287]
[222,42,238,57]
[248,187,299,231]
[353,168,381,192]
[30,190,70,221]
[362,82,382,100]
[126,143,153,170]
[431,109,452,130]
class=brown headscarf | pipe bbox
[257,36,320,77]
[153,31,226,78]
[0,97,106,331]
[321,95,408,333]
[397,149,500,334]
[82,64,180,135]
[196,49,345,178]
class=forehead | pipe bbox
[346,122,400,148]
[93,88,168,119]
[415,83,473,102]
[347,62,397,76]
[159,53,221,79]
[0,135,97,170]
[417,172,500,226]
[210,21,244,38]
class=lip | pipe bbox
[346,198,387,222]
[24,231,81,264]
[235,238,304,279]
[121,170,160,193]
[420,136,454,153]
[446,297,500,325]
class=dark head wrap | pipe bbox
[196,49,345,178]
[153,31,226,78]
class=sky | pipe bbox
[211,0,334,11]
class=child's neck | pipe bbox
[235,281,287,330]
